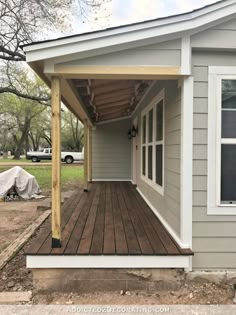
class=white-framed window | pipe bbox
[141,89,164,195]
[208,66,236,215]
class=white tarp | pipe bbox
[0,166,41,199]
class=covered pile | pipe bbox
[0,166,41,200]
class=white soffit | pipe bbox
[23,0,236,62]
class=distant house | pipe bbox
[23,0,236,292]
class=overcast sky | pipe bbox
[71,0,221,34]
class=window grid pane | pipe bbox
[156,100,163,141]
[142,147,146,176]
[148,109,153,143]
[156,145,163,186]
[142,115,146,144]
[148,146,152,180]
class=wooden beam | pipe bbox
[95,88,134,102]
[99,109,128,119]
[98,104,129,114]
[96,99,130,109]
[92,81,136,95]
[88,125,92,183]
[53,65,182,80]
[95,94,133,106]
[83,119,89,192]
[51,76,61,248]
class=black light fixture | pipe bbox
[131,125,138,137]
[127,129,132,139]
[127,125,138,139]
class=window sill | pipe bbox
[141,175,164,196]
[208,205,236,215]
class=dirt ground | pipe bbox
[0,200,47,252]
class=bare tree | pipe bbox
[0,0,108,102]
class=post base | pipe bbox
[52,237,61,248]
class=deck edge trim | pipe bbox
[27,255,191,269]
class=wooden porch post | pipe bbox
[88,125,92,183]
[51,76,61,248]
[83,119,88,192]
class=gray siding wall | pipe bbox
[63,39,181,67]
[192,19,236,49]
[192,51,236,270]
[92,119,132,180]
[134,80,181,237]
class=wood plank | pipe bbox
[54,65,181,80]
[37,191,84,254]
[116,182,141,254]
[92,80,136,94]
[95,94,132,106]
[90,183,106,254]
[77,183,101,254]
[120,183,154,255]
[51,191,89,254]
[133,187,181,255]
[103,183,115,254]
[51,76,61,247]
[126,183,167,254]
[111,182,128,254]
[64,187,96,254]
[25,191,78,254]
[97,103,130,113]
[94,85,135,98]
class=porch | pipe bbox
[26,182,192,267]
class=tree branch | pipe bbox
[0,87,50,105]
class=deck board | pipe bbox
[25,182,193,256]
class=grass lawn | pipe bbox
[0,158,28,163]
[0,165,84,192]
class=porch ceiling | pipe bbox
[71,79,152,122]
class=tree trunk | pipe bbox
[13,118,31,159]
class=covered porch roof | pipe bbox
[22,0,236,124]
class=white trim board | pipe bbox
[180,76,193,248]
[136,187,189,249]
[26,255,191,269]
[208,66,236,215]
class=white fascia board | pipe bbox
[26,255,191,269]
[23,0,236,52]
[24,1,236,63]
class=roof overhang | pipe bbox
[23,0,236,63]
[21,0,236,124]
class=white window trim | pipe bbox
[208,66,236,215]
[141,89,165,196]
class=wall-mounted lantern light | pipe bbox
[127,125,138,139]
[131,125,138,137]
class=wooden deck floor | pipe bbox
[26,182,193,256]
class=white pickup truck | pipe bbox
[26,148,84,164]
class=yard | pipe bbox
[0,164,84,192]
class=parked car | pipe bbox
[26,148,84,164]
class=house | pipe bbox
[22,0,236,292]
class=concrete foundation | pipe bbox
[32,268,185,293]
[186,271,236,285]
